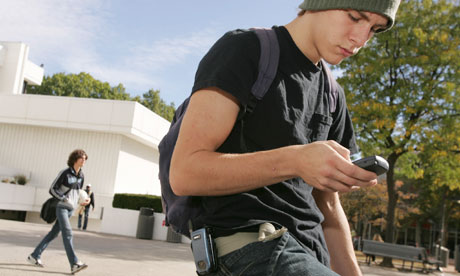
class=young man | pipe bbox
[170,1,400,275]
[28,149,89,274]
[78,183,95,231]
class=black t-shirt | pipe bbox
[191,26,357,266]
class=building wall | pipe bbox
[0,42,27,95]
[0,42,43,95]
[0,94,170,151]
[101,207,189,243]
[114,136,160,195]
[0,123,121,197]
[0,122,165,230]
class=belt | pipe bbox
[214,223,287,257]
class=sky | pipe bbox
[1,0,302,106]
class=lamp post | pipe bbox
[438,196,460,262]
[438,198,446,261]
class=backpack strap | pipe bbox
[245,28,280,114]
[246,30,338,115]
[320,60,339,114]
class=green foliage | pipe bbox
[27,72,176,122]
[341,183,387,236]
[418,115,460,190]
[336,0,459,243]
[14,175,28,185]
[135,89,176,122]
[27,72,131,100]
[338,0,459,159]
[112,193,163,213]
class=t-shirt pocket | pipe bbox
[308,113,333,142]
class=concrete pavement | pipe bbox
[0,219,196,275]
[0,219,458,276]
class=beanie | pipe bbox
[298,0,401,32]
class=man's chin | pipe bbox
[323,58,343,66]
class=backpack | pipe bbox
[158,28,339,237]
[40,197,59,223]
[41,178,73,224]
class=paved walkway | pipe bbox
[0,219,458,276]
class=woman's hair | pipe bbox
[67,149,88,167]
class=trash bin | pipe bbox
[440,246,449,268]
[166,226,182,243]
[136,207,154,240]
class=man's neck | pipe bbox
[73,165,81,174]
[284,15,321,65]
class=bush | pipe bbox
[14,175,28,185]
[112,193,163,213]
[1,177,15,184]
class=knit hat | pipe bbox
[298,0,401,32]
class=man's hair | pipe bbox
[67,149,87,167]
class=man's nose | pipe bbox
[350,26,371,48]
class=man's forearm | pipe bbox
[171,147,298,196]
[313,190,362,276]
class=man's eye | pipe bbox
[348,13,360,22]
[371,26,384,33]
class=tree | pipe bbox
[336,0,459,265]
[341,182,387,239]
[27,72,131,100]
[415,115,460,247]
[341,178,418,242]
[138,89,176,122]
[27,72,177,121]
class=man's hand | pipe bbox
[294,140,378,193]
[80,198,90,206]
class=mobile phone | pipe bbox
[191,228,218,275]
[353,155,389,176]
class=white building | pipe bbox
[0,42,174,239]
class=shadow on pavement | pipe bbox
[0,264,68,275]
[0,226,193,263]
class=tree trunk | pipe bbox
[362,217,369,240]
[381,153,399,267]
[416,220,422,247]
[357,213,363,237]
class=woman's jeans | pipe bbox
[31,205,78,266]
[211,232,339,276]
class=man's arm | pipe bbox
[81,198,90,206]
[312,189,362,276]
[49,170,67,200]
[170,88,377,196]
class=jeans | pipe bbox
[31,205,79,266]
[78,207,89,230]
[210,232,339,276]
